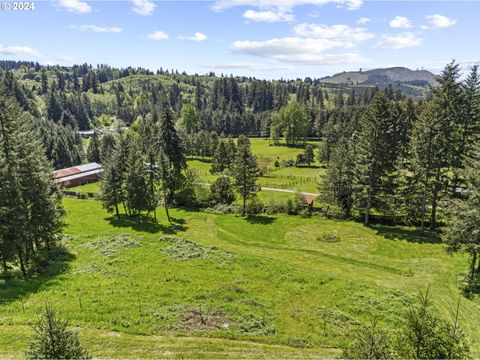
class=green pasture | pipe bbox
[1,198,478,358]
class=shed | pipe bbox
[53,163,103,188]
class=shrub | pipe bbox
[343,317,393,359]
[27,305,90,359]
[285,199,296,215]
[265,198,287,214]
[204,203,237,214]
[210,176,236,205]
[245,197,264,214]
[194,185,212,208]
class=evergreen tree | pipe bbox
[405,101,450,232]
[40,68,48,95]
[396,290,470,359]
[232,136,259,216]
[343,318,393,359]
[124,139,151,218]
[210,175,236,205]
[100,133,116,163]
[443,143,480,286]
[303,144,315,166]
[0,87,63,275]
[353,93,396,225]
[86,132,101,163]
[157,149,172,223]
[27,305,90,360]
[158,104,186,198]
[321,129,355,218]
[435,61,466,194]
[100,136,129,219]
[210,140,230,174]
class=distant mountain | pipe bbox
[319,67,438,87]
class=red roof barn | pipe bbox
[53,163,103,188]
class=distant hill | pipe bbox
[319,67,438,87]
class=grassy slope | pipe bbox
[1,198,479,358]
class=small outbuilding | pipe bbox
[53,163,103,188]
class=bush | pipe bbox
[210,176,236,205]
[285,199,296,215]
[245,197,264,215]
[265,198,287,214]
[194,185,212,208]
[343,317,393,359]
[204,203,238,214]
[175,169,200,207]
[27,305,90,359]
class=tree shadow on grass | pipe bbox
[370,224,441,244]
[244,215,276,225]
[106,214,187,234]
[187,156,211,164]
[0,244,75,304]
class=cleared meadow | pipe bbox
[1,198,479,358]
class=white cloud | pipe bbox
[230,37,367,65]
[232,37,348,56]
[389,16,412,29]
[57,0,91,13]
[179,32,208,42]
[243,9,294,22]
[293,23,374,42]
[0,45,41,58]
[147,31,170,40]
[272,52,366,64]
[132,0,155,15]
[230,20,374,65]
[70,25,122,33]
[425,14,457,28]
[200,62,293,71]
[375,32,422,50]
[212,0,363,12]
[57,54,75,62]
[357,17,371,25]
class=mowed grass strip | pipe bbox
[1,197,479,358]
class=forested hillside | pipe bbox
[0,60,428,169]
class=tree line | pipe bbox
[320,62,480,290]
[0,87,64,276]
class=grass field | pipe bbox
[72,138,322,198]
[1,197,479,358]
[187,138,322,194]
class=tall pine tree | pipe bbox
[232,136,259,216]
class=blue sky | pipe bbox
[0,0,478,79]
